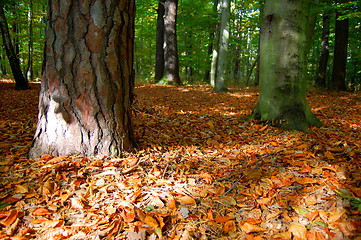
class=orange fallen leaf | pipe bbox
[15,184,29,194]
[42,220,64,228]
[144,215,159,228]
[214,216,235,224]
[1,209,18,226]
[223,220,237,233]
[240,222,268,233]
[167,196,177,210]
[32,208,51,216]
[30,217,49,224]
[289,222,307,240]
[179,196,196,205]
[257,197,272,205]
[295,177,317,185]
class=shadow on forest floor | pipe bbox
[0,80,360,239]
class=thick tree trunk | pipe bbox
[251,0,322,131]
[155,0,165,82]
[213,0,230,92]
[164,0,181,85]
[331,10,349,91]
[0,4,30,90]
[29,0,136,158]
[315,12,330,88]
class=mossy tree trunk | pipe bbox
[251,0,322,131]
[29,0,136,158]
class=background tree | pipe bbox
[29,0,136,158]
[331,0,349,90]
[164,0,181,85]
[251,0,322,131]
[213,0,230,92]
[155,0,165,82]
[0,2,29,89]
[315,8,331,88]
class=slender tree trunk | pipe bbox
[26,0,34,81]
[204,0,219,83]
[315,11,330,88]
[164,0,181,85]
[155,0,165,82]
[213,0,230,92]
[0,4,30,90]
[251,0,322,131]
[331,5,349,91]
[29,0,136,158]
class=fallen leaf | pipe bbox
[289,222,307,240]
[240,222,268,233]
[32,208,51,216]
[179,196,196,205]
[1,209,18,226]
[223,220,237,233]
[214,216,235,224]
[14,184,28,194]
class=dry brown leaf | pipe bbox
[214,216,235,224]
[32,208,51,216]
[14,184,29,194]
[41,220,64,228]
[144,215,159,228]
[1,209,18,226]
[328,208,346,223]
[223,220,237,233]
[240,222,268,233]
[178,196,196,205]
[272,232,292,240]
[289,222,307,240]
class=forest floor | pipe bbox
[0,80,360,240]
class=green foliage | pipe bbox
[0,0,46,80]
[335,189,361,211]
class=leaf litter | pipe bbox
[0,80,360,239]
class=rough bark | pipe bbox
[155,0,165,82]
[315,12,330,88]
[29,0,136,158]
[251,0,322,132]
[331,9,349,91]
[0,4,30,90]
[164,0,181,85]
[213,0,230,92]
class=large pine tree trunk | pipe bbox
[331,7,349,91]
[29,0,136,158]
[251,0,322,131]
[0,4,30,90]
[155,0,165,82]
[164,0,181,85]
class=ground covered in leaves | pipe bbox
[0,80,360,240]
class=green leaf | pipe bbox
[314,221,327,227]
[292,206,308,217]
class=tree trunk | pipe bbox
[155,0,165,82]
[331,6,349,91]
[0,4,30,90]
[164,0,181,85]
[204,0,219,83]
[29,0,136,158]
[251,0,322,131]
[26,0,34,81]
[315,11,330,88]
[213,0,230,92]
